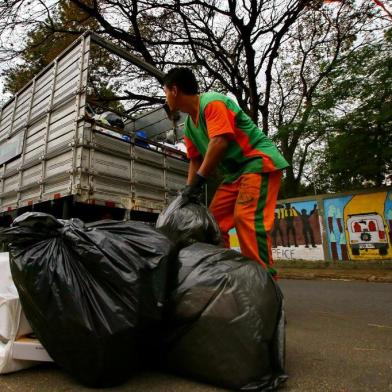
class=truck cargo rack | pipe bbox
[0,33,189,220]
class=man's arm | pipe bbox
[187,156,203,184]
[187,135,229,184]
[181,136,228,202]
[197,135,229,178]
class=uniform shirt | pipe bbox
[183,92,289,183]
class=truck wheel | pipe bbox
[379,247,388,256]
[352,248,360,256]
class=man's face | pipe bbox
[163,84,178,111]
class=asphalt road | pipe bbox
[282,279,392,392]
[1,279,391,392]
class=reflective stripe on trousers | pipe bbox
[209,171,282,277]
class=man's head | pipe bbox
[163,67,199,112]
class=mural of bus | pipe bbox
[346,213,389,256]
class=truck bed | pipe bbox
[0,34,188,216]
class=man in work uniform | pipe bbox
[163,68,289,278]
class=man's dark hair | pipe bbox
[163,67,199,95]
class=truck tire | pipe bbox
[352,247,360,256]
[379,247,388,256]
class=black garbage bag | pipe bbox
[162,243,287,391]
[0,212,175,387]
[156,195,222,249]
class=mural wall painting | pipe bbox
[229,200,324,261]
[229,190,391,262]
[271,201,324,260]
[324,196,351,260]
[324,191,392,260]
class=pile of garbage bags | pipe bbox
[0,196,287,391]
[0,213,174,386]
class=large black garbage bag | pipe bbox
[156,195,222,249]
[162,243,287,391]
[0,212,175,387]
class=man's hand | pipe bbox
[181,172,206,203]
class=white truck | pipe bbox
[347,212,389,256]
[0,33,189,225]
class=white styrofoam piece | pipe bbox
[0,253,33,341]
[0,253,13,290]
[0,252,49,375]
[0,340,35,374]
[0,295,32,342]
[12,337,53,362]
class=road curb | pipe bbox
[278,269,392,283]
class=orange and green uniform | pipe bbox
[183,92,289,277]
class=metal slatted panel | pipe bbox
[133,161,164,188]
[11,86,33,134]
[0,104,14,142]
[0,33,189,214]
[0,36,88,212]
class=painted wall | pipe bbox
[228,188,392,262]
[324,191,392,260]
[271,201,324,260]
[229,200,324,261]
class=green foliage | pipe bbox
[271,3,388,197]
[316,29,392,191]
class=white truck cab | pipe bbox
[347,213,388,256]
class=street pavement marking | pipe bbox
[368,323,392,329]
[313,311,349,319]
[353,347,377,351]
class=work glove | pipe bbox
[181,173,206,204]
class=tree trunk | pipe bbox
[281,166,301,198]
